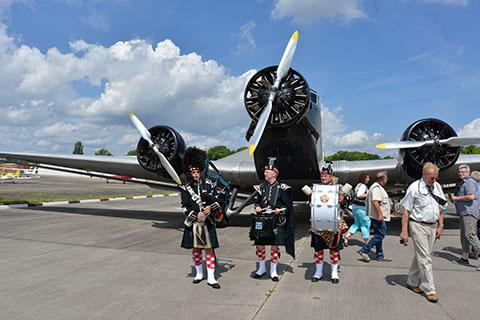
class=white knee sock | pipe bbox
[270,262,278,278]
[331,263,339,280]
[207,267,217,284]
[313,262,323,279]
[194,265,204,280]
[257,260,266,275]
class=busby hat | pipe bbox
[182,146,207,175]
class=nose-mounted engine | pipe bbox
[136,125,186,176]
[244,66,310,133]
[244,66,321,180]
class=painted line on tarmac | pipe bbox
[0,192,180,210]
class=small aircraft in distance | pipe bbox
[1,31,480,225]
[0,167,38,183]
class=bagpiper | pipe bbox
[180,147,223,289]
[250,157,295,282]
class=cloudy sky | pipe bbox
[0,0,479,156]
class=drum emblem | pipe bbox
[320,193,329,203]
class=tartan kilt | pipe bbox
[181,220,219,249]
[310,232,344,251]
[253,224,286,246]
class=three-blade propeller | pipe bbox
[376,137,480,150]
[248,31,299,156]
[130,113,182,185]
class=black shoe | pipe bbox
[453,258,470,265]
[331,278,339,284]
[271,276,279,282]
[252,272,266,279]
[468,252,479,260]
[207,282,221,289]
[311,276,322,282]
[192,278,203,284]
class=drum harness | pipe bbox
[263,182,288,223]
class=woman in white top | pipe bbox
[345,172,371,244]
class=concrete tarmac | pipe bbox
[0,175,160,199]
[0,194,479,319]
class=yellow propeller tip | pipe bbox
[249,145,256,156]
[292,31,298,41]
[376,144,386,149]
[129,112,134,117]
[175,178,182,185]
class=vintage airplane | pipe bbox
[0,170,18,183]
[0,168,37,183]
[1,31,480,224]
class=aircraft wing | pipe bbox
[0,152,171,184]
[332,159,401,185]
[333,154,480,189]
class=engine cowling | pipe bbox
[401,118,460,178]
[244,66,310,129]
[136,125,186,175]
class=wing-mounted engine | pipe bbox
[244,66,322,180]
[136,125,186,176]
[401,118,460,178]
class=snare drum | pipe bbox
[310,184,340,232]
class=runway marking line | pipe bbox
[0,192,180,210]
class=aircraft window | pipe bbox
[310,92,317,104]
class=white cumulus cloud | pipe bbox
[271,0,367,25]
[0,23,255,155]
[420,0,469,6]
[234,21,256,54]
[321,105,381,153]
[459,117,480,137]
[332,130,370,147]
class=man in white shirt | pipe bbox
[357,171,392,262]
[400,162,445,303]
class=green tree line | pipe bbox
[73,142,480,160]
[461,145,480,154]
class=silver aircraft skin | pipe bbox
[1,31,480,206]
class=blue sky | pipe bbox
[0,0,479,156]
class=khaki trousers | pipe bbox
[459,215,480,255]
[407,220,436,295]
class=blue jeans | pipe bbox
[348,207,371,239]
[362,219,387,259]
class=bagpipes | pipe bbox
[184,202,220,227]
[249,207,286,242]
[182,184,220,227]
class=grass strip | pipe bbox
[0,191,177,205]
